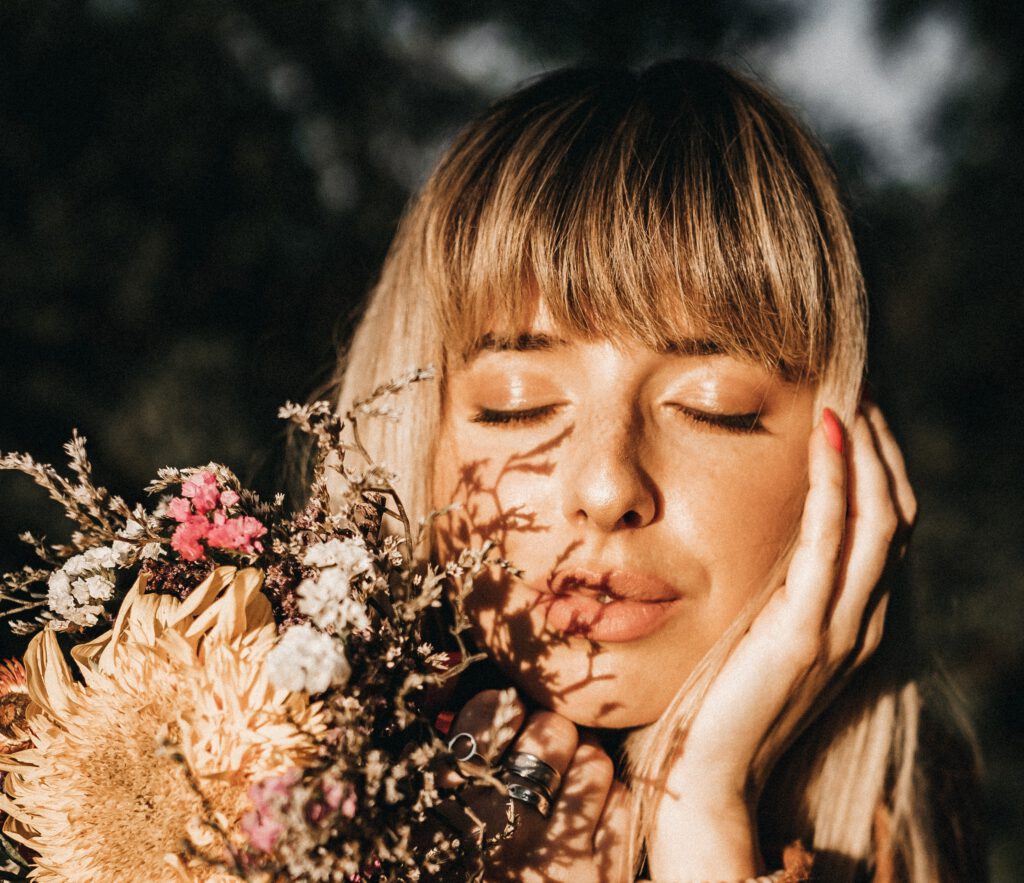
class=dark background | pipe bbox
[1,1,1020,878]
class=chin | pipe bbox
[518,676,667,730]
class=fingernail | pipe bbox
[821,408,844,454]
[434,710,455,736]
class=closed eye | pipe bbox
[470,405,561,426]
[672,404,765,434]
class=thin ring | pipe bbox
[506,782,552,818]
[447,731,484,765]
[502,751,562,795]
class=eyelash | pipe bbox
[470,405,764,434]
[471,406,558,426]
[671,405,764,434]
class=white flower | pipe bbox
[296,570,370,633]
[76,574,115,602]
[46,546,124,628]
[119,519,145,540]
[302,538,373,575]
[46,570,73,612]
[47,570,105,628]
[110,540,134,563]
[265,624,350,694]
[140,542,163,560]
[62,553,89,578]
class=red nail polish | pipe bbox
[434,710,455,736]
[822,408,844,454]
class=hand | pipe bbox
[438,689,632,883]
[647,403,917,880]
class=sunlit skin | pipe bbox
[431,312,912,881]
[432,314,817,729]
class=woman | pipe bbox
[334,60,982,881]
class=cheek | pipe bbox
[662,443,809,579]
[431,430,559,554]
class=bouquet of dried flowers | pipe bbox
[0,372,515,882]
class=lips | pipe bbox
[531,569,684,642]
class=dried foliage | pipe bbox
[0,375,515,881]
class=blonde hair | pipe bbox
[336,59,976,881]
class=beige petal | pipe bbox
[0,798,39,848]
[69,630,108,672]
[127,591,182,649]
[94,573,145,672]
[170,566,237,628]
[23,630,76,722]
[184,568,267,644]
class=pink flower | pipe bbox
[340,789,357,818]
[240,809,283,854]
[206,515,267,554]
[181,471,220,515]
[241,769,302,854]
[167,471,264,562]
[167,496,193,523]
[251,768,301,804]
[323,779,344,810]
[170,516,210,561]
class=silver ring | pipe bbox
[502,751,562,795]
[447,731,484,765]
[506,782,551,818]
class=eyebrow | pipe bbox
[470,332,566,355]
[661,338,723,356]
[466,333,724,358]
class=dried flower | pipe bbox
[295,538,373,633]
[182,470,222,514]
[240,768,302,854]
[0,567,326,881]
[168,472,267,561]
[265,623,352,694]
[0,374,507,882]
[0,659,29,755]
[45,547,126,628]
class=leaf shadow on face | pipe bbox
[428,424,642,881]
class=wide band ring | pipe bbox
[502,751,562,795]
[447,732,485,765]
[506,782,552,818]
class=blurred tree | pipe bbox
[863,2,1024,877]
[0,0,798,621]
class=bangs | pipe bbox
[415,61,861,381]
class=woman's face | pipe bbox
[432,311,817,728]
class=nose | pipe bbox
[560,411,658,531]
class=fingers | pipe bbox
[450,688,527,762]
[778,408,848,641]
[503,710,580,838]
[861,401,918,536]
[445,693,623,861]
[779,403,910,671]
[824,398,922,675]
[854,589,889,667]
[513,710,579,776]
[593,779,633,880]
[549,737,611,845]
[829,413,898,645]
[441,689,526,789]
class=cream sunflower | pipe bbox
[0,566,327,882]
